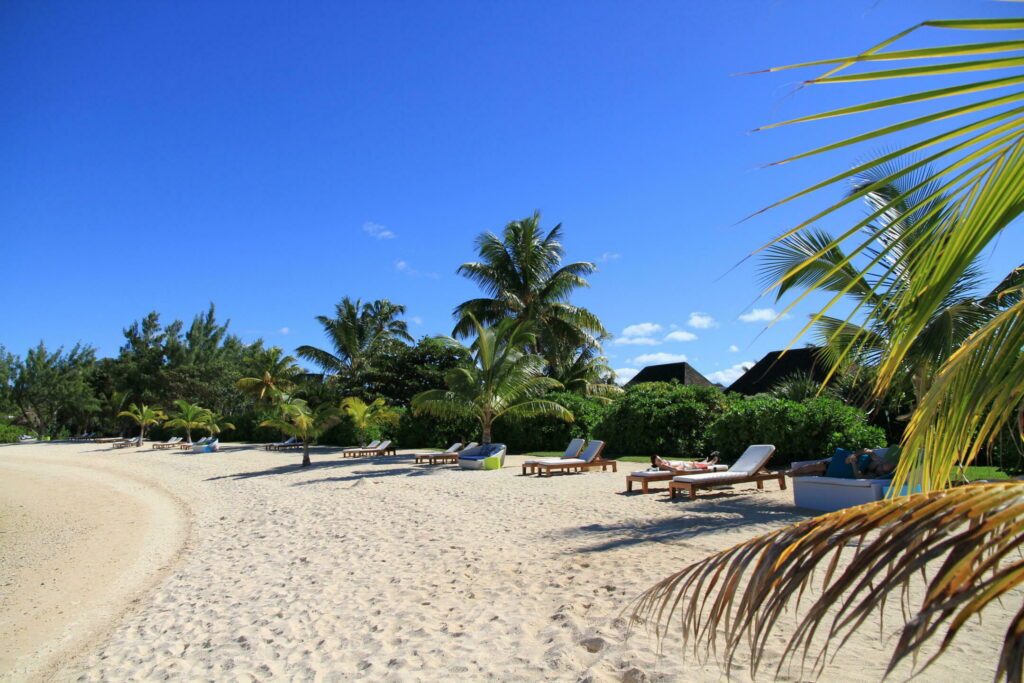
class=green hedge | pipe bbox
[494,392,610,452]
[595,383,731,457]
[397,410,479,450]
[707,396,886,467]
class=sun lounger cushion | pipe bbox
[562,438,586,458]
[578,440,605,463]
[672,471,753,485]
[727,444,777,476]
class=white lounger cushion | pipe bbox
[562,438,586,458]
[728,445,776,475]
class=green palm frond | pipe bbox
[632,484,1024,681]
[453,212,606,363]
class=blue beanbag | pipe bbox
[824,448,855,479]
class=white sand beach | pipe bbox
[0,442,1011,681]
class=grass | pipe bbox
[962,466,1011,482]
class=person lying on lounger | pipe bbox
[650,452,720,473]
[846,448,897,478]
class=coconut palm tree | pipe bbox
[117,403,166,444]
[547,341,622,403]
[453,212,607,364]
[340,396,400,447]
[761,160,1015,404]
[412,315,573,444]
[635,15,1024,680]
[296,297,413,385]
[200,410,235,438]
[163,399,211,444]
[259,397,339,467]
[236,346,302,403]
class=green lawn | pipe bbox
[962,466,1012,482]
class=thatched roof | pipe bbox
[625,362,714,388]
[727,347,827,395]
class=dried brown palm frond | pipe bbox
[631,483,1024,681]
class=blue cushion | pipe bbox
[824,448,855,479]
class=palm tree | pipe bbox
[163,399,211,443]
[453,212,607,363]
[296,297,413,384]
[117,403,166,444]
[259,397,339,467]
[236,346,302,403]
[200,410,235,438]
[635,15,1024,679]
[547,341,622,403]
[340,396,400,446]
[761,161,1014,404]
[412,315,573,443]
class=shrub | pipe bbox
[595,383,732,457]
[397,410,479,450]
[494,392,610,453]
[0,422,29,443]
[708,395,886,467]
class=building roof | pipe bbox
[727,347,827,395]
[624,362,714,388]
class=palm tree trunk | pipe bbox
[302,440,311,467]
[482,421,492,444]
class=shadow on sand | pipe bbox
[205,450,450,483]
[556,496,810,554]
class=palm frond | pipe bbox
[632,484,1024,681]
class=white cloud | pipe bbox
[394,260,438,279]
[362,221,396,240]
[707,362,755,385]
[613,336,659,346]
[622,322,662,337]
[729,344,740,353]
[633,352,688,365]
[664,330,697,342]
[613,367,639,385]
[410,316,423,325]
[599,251,621,263]
[739,308,781,323]
[279,327,290,335]
[688,312,717,329]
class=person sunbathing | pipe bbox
[651,452,720,473]
[846,448,896,478]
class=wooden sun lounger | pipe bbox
[152,437,182,450]
[344,440,395,458]
[527,441,616,477]
[625,464,728,494]
[668,469,786,500]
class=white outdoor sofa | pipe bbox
[792,475,891,512]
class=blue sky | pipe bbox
[2,1,1022,385]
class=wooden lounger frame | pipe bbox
[151,438,181,450]
[343,442,397,458]
[668,469,787,500]
[415,451,458,464]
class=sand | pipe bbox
[0,441,1011,681]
